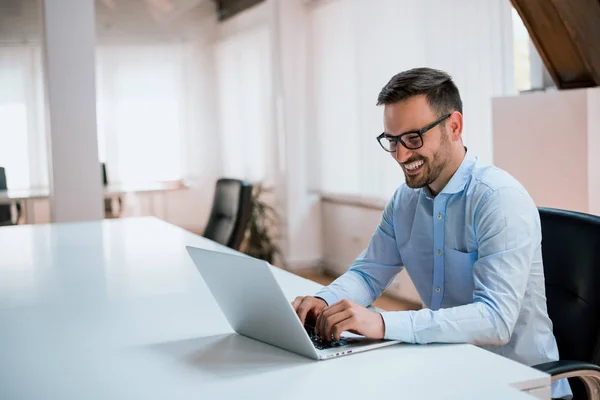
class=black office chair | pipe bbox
[534,207,600,399]
[101,163,122,218]
[203,178,253,250]
[0,167,22,226]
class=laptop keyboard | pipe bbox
[305,325,358,350]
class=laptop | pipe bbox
[186,245,401,360]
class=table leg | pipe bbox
[24,199,34,224]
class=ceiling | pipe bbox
[511,0,600,89]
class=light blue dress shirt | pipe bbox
[315,151,571,399]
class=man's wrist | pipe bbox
[378,313,386,339]
[313,291,338,307]
[314,296,329,307]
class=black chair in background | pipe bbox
[102,162,108,186]
[534,207,600,399]
[203,178,253,251]
[0,167,22,226]
[102,163,122,218]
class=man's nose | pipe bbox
[394,144,413,164]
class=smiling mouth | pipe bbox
[403,160,424,175]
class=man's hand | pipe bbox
[292,296,328,326]
[315,299,385,341]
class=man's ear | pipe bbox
[448,111,463,141]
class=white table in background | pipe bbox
[0,218,551,399]
[0,181,186,224]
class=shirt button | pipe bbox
[437,249,442,256]
[435,287,441,293]
[437,213,443,220]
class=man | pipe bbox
[292,68,570,399]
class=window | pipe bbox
[96,44,187,184]
[0,0,49,191]
[94,0,217,186]
[512,7,532,92]
[0,46,48,190]
[309,0,515,200]
[215,25,274,185]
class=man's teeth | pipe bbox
[405,160,424,171]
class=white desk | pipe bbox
[0,218,550,399]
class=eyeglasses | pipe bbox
[376,113,451,152]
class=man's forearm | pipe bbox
[380,301,512,346]
[314,269,381,307]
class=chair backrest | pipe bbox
[0,167,12,224]
[539,207,600,366]
[101,163,108,186]
[203,178,253,250]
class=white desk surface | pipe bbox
[0,217,550,399]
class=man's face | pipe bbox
[383,95,454,190]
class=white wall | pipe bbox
[321,199,421,306]
[587,89,600,216]
[492,88,600,214]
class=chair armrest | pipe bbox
[534,360,600,400]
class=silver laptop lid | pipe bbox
[186,246,318,359]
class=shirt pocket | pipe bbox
[444,248,478,304]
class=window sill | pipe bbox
[105,179,189,195]
[319,192,387,211]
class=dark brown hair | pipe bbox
[377,67,463,115]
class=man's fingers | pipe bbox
[322,309,355,340]
[317,309,329,336]
[331,318,355,341]
[317,305,347,337]
[314,312,322,334]
[316,299,351,335]
[292,296,306,312]
[296,297,317,326]
[291,297,301,311]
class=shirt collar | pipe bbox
[424,147,477,198]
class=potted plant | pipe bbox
[240,183,284,266]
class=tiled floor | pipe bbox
[292,269,418,312]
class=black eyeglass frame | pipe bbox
[376,113,452,152]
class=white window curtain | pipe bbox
[214,24,274,186]
[0,0,218,191]
[96,43,190,184]
[0,45,48,191]
[309,0,515,200]
[95,0,218,187]
[96,0,276,191]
